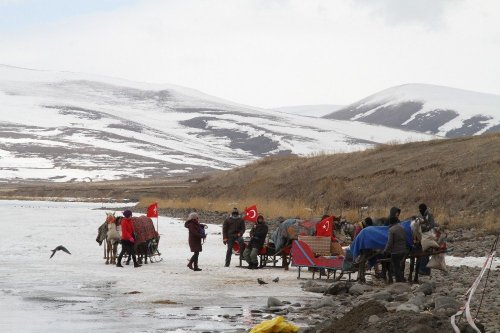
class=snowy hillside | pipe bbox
[271,105,343,118]
[324,84,500,137]
[0,65,434,182]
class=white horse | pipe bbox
[104,212,122,265]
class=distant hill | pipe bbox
[324,84,500,137]
[271,104,343,117]
[0,65,434,182]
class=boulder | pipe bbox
[396,303,420,313]
[416,282,435,296]
[370,291,393,302]
[349,283,373,296]
[368,314,380,324]
[434,296,460,316]
[384,282,411,295]
[407,294,427,309]
[267,297,283,308]
[310,296,340,309]
[324,281,351,295]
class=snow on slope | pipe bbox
[271,104,343,117]
[324,84,500,137]
[0,65,435,182]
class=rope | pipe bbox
[451,235,499,332]
[475,235,499,318]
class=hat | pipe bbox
[187,212,199,221]
[123,210,132,218]
[419,203,427,215]
[231,208,239,215]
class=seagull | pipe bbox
[50,245,71,258]
[257,278,268,285]
[272,277,279,283]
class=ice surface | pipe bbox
[0,200,317,333]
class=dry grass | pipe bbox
[138,133,500,230]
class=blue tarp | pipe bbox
[350,219,414,259]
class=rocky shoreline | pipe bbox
[111,205,499,332]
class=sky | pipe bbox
[1,0,499,108]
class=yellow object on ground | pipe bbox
[249,316,300,333]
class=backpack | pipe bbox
[199,224,207,239]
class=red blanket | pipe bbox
[131,216,157,244]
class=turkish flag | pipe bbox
[244,205,258,223]
[316,216,333,237]
[146,203,158,218]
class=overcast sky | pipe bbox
[1,0,499,108]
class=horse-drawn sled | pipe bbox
[96,213,162,265]
[290,216,449,283]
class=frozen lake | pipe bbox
[0,200,315,333]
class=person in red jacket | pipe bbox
[116,210,141,268]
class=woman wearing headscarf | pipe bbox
[185,212,205,271]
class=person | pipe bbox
[418,203,437,275]
[386,207,401,226]
[384,209,408,283]
[222,208,246,267]
[353,217,373,239]
[243,214,268,269]
[185,212,205,271]
[116,210,141,268]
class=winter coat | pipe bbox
[185,219,203,253]
[121,217,135,241]
[384,223,408,255]
[222,216,245,240]
[249,222,268,249]
[420,209,436,232]
[386,207,401,226]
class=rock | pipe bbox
[417,282,435,295]
[370,291,393,302]
[349,283,373,296]
[434,296,460,311]
[407,294,426,309]
[304,286,328,293]
[396,303,420,313]
[302,280,319,289]
[324,281,351,295]
[368,314,380,324]
[267,297,283,308]
[384,282,411,295]
[394,293,410,302]
[291,303,302,307]
[310,297,340,309]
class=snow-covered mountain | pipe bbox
[323,84,500,137]
[0,65,434,182]
[270,104,343,118]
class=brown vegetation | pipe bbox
[139,133,500,231]
[2,133,499,231]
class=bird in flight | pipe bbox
[50,245,71,258]
[272,277,279,283]
[257,278,268,285]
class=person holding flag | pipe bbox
[222,208,246,267]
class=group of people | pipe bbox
[184,203,437,275]
[184,207,269,271]
[382,203,436,282]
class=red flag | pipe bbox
[146,203,158,218]
[316,216,333,237]
[244,205,258,223]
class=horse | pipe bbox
[350,216,424,283]
[104,213,122,265]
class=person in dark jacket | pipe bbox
[385,207,401,226]
[243,215,268,269]
[116,210,141,268]
[185,212,205,271]
[222,208,246,267]
[384,213,409,283]
[418,203,437,275]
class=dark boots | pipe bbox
[187,259,194,270]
